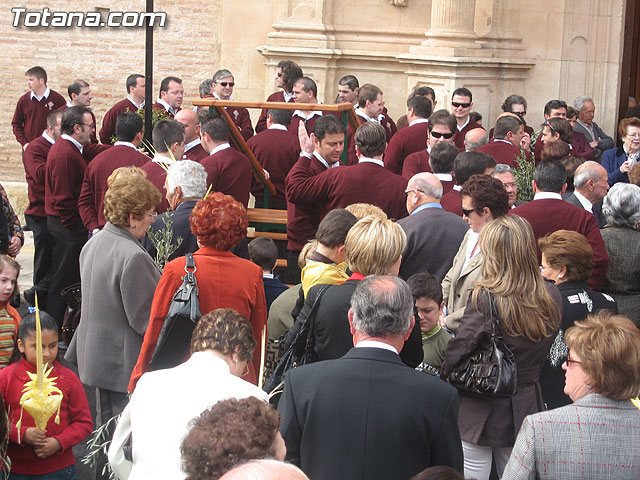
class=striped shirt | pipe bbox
[0,307,17,368]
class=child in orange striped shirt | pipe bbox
[0,255,21,368]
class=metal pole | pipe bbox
[144,0,154,143]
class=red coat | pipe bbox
[12,90,66,146]
[99,98,141,145]
[454,118,484,151]
[402,149,432,180]
[441,188,463,217]
[22,135,54,216]
[45,138,109,227]
[256,91,288,133]
[200,147,253,207]
[183,142,209,163]
[477,139,531,168]
[0,358,92,475]
[285,154,330,251]
[384,121,429,174]
[512,198,609,290]
[78,144,150,231]
[286,157,408,221]
[248,127,300,204]
[128,247,267,392]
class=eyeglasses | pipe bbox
[452,102,471,108]
[218,82,235,87]
[405,189,423,196]
[431,131,455,139]
[461,208,476,217]
[565,351,582,367]
[545,121,558,135]
[627,132,640,138]
[502,182,517,188]
[82,122,96,128]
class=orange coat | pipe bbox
[128,246,267,392]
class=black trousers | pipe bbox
[286,249,302,285]
[25,214,53,291]
[46,215,87,327]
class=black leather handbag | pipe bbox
[149,253,201,371]
[263,284,331,403]
[446,292,518,398]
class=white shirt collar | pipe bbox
[156,98,178,115]
[65,100,73,108]
[114,141,138,150]
[30,86,50,101]
[61,134,83,153]
[494,138,512,145]
[184,137,202,152]
[126,95,144,109]
[263,273,275,279]
[211,142,231,156]
[453,184,462,191]
[355,109,379,123]
[435,173,453,181]
[456,115,470,132]
[283,91,294,102]
[42,131,55,145]
[358,156,384,167]
[152,153,175,165]
[293,109,323,120]
[312,151,339,169]
[409,118,429,127]
[355,340,398,354]
[573,190,593,212]
[268,124,288,132]
[623,145,640,164]
[534,192,562,200]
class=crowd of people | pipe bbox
[0,60,638,479]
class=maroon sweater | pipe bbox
[477,139,532,168]
[152,102,179,119]
[402,149,432,180]
[99,98,141,145]
[453,118,484,151]
[384,121,429,174]
[22,134,54,216]
[248,127,300,204]
[45,138,109,227]
[441,188,463,217]
[141,159,171,214]
[288,112,324,136]
[183,142,209,163]
[512,198,609,290]
[200,147,253,207]
[256,91,288,133]
[12,89,66,146]
[286,157,408,221]
[285,154,330,251]
[534,131,595,163]
[78,144,150,231]
[225,106,254,141]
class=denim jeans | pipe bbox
[9,465,76,480]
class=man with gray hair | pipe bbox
[573,96,613,162]
[492,163,525,209]
[212,68,254,140]
[278,275,463,480]
[199,78,214,98]
[565,160,609,227]
[219,460,310,480]
[143,160,207,264]
[464,128,488,151]
[398,172,467,280]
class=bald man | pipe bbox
[464,128,488,151]
[219,460,310,480]
[564,161,609,227]
[174,109,208,162]
[398,172,468,281]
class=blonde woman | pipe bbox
[441,215,562,480]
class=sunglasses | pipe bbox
[276,72,284,77]
[461,208,476,217]
[218,82,235,87]
[431,131,455,139]
[452,102,471,108]
[513,110,527,116]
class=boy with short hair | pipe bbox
[406,272,451,376]
[12,66,66,150]
[248,237,288,312]
[300,209,357,296]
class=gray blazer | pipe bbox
[441,230,483,332]
[573,120,614,161]
[564,192,605,228]
[503,394,640,479]
[66,222,161,392]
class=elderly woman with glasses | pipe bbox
[602,117,640,185]
[67,169,163,424]
[503,312,640,480]
[537,230,617,409]
[600,182,640,327]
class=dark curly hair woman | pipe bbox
[129,192,268,390]
[181,397,285,480]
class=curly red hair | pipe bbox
[189,192,248,250]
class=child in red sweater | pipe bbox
[0,311,92,479]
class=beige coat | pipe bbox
[441,230,484,332]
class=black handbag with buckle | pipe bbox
[149,253,201,371]
[445,292,518,398]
